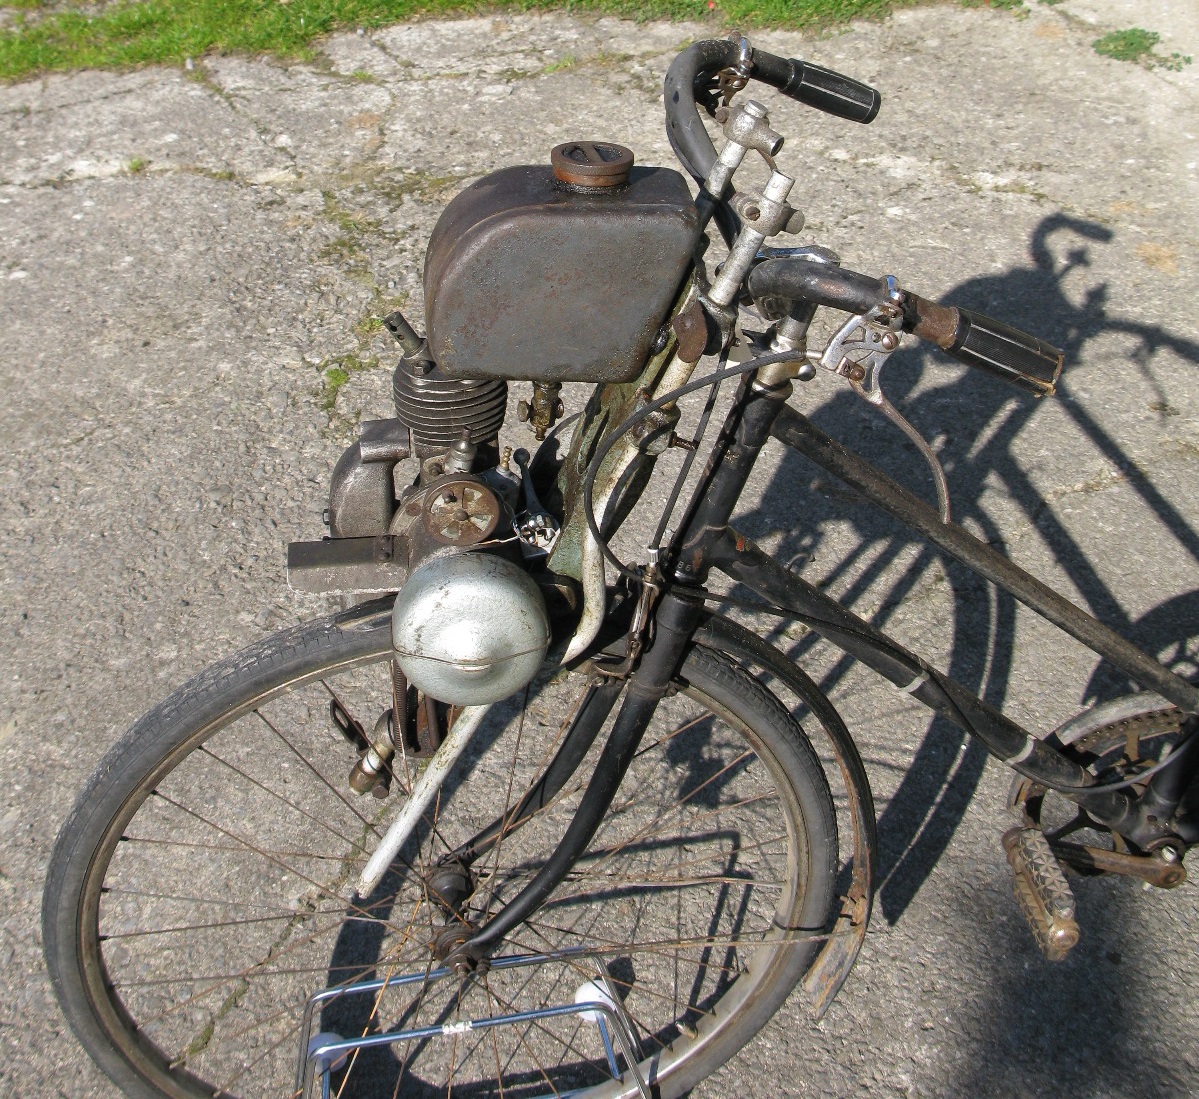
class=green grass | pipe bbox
[0,0,1019,83]
[1093,28,1191,71]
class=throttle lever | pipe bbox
[819,281,952,522]
[512,448,560,558]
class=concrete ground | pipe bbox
[2,0,1198,1095]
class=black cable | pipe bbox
[580,349,803,581]
[650,351,729,551]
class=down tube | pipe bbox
[705,528,1142,832]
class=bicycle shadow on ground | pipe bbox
[733,213,1199,926]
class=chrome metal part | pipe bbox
[391,553,551,706]
[442,430,477,474]
[348,710,397,797]
[296,952,651,1099]
[715,35,753,107]
[820,294,952,522]
[704,100,782,197]
[707,168,796,309]
[358,704,493,896]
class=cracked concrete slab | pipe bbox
[1,1,1197,1096]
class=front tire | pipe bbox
[44,600,838,1098]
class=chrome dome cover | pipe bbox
[391,552,550,706]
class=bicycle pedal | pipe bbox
[1001,827,1080,962]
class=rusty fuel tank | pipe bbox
[423,143,701,384]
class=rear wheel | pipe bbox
[43,598,838,1098]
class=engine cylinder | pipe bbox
[392,359,507,456]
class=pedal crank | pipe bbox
[1002,827,1080,962]
[1049,839,1186,889]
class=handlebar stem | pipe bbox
[704,99,783,195]
[708,169,796,309]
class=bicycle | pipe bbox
[41,35,1198,1099]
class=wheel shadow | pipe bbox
[733,213,1199,925]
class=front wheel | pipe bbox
[43,599,838,1098]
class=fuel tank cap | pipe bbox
[551,141,634,188]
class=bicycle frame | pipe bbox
[444,367,1199,978]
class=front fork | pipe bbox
[450,381,786,967]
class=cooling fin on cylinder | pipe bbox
[392,359,507,456]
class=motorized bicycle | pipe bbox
[42,33,1198,1099]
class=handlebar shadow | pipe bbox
[726,214,1198,1095]
[734,213,1199,924]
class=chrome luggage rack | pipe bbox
[295,950,651,1099]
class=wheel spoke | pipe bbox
[54,627,835,1097]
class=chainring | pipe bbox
[1009,695,1189,865]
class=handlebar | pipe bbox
[662,40,1060,397]
[748,258,1063,397]
[904,294,1063,397]
[748,53,881,124]
[663,41,881,246]
[664,40,880,182]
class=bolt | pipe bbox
[1160,846,1180,863]
[847,364,867,383]
[743,99,768,119]
[743,204,760,221]
[881,332,899,351]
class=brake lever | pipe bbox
[819,280,952,523]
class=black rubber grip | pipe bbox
[747,258,887,315]
[750,50,881,124]
[949,309,1063,396]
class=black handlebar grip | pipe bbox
[751,50,881,124]
[950,309,1063,396]
[906,294,1062,397]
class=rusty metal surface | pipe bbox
[550,141,634,188]
[1050,840,1187,888]
[671,299,711,364]
[421,477,502,547]
[903,292,959,348]
[423,164,701,383]
[286,534,410,594]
